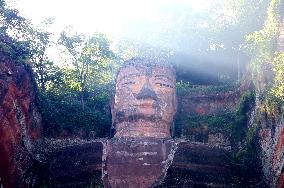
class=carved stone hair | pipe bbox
[119,57,175,72]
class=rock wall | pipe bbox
[254,18,284,187]
[177,86,242,147]
[0,56,43,187]
[259,14,284,188]
[40,139,104,187]
[156,142,233,187]
[257,100,284,188]
[256,80,284,188]
[178,91,239,116]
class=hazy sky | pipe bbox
[11,0,209,38]
[7,0,242,82]
[7,0,213,64]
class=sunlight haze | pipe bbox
[12,0,209,37]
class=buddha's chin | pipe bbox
[114,119,171,138]
[137,106,155,116]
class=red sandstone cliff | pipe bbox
[257,95,284,188]
[254,19,284,187]
[0,55,43,188]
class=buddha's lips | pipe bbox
[139,103,153,108]
[135,100,155,108]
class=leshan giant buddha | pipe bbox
[112,57,177,138]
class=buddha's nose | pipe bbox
[136,80,157,100]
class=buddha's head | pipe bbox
[111,57,177,138]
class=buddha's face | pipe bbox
[112,65,177,138]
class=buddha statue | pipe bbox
[111,57,177,138]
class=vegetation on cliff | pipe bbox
[246,0,284,103]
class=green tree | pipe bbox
[25,19,59,90]
[0,0,30,61]
[245,0,282,95]
[0,0,26,36]
[1,1,59,90]
[58,28,115,109]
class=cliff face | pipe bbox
[253,19,284,187]
[257,92,284,188]
[178,91,238,117]
[259,17,284,188]
[41,139,104,187]
[176,85,245,147]
[0,56,43,188]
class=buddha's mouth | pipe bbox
[139,103,153,108]
[135,100,155,109]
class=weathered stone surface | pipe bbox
[207,133,231,148]
[252,48,284,187]
[177,72,254,146]
[40,140,104,187]
[157,141,233,188]
[179,92,239,116]
[177,87,241,146]
[253,39,284,187]
[277,171,284,188]
[103,138,175,188]
[39,138,239,188]
[103,139,236,188]
[258,115,284,188]
[0,56,43,188]
[112,58,177,138]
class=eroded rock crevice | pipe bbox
[151,139,180,187]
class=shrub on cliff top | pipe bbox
[39,90,112,138]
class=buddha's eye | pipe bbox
[122,81,136,86]
[155,82,174,88]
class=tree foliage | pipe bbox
[271,52,284,99]
[115,0,270,84]
[0,0,30,61]
[58,28,116,109]
[245,0,284,102]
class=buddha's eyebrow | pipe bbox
[155,74,174,82]
[118,73,141,82]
